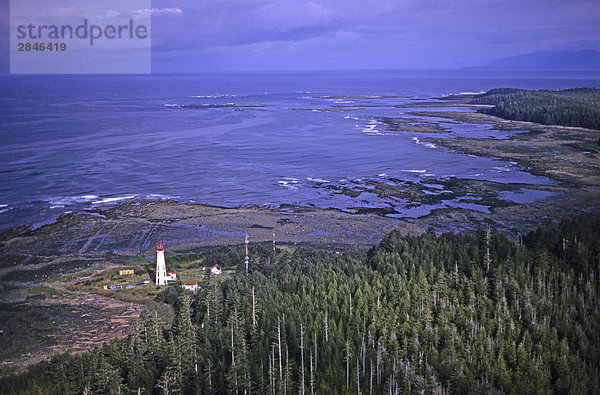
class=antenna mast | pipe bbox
[245,234,249,275]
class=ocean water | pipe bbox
[1,69,598,231]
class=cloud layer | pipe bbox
[1,0,598,73]
[147,0,599,71]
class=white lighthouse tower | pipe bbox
[156,241,167,286]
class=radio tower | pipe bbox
[273,228,276,253]
[245,234,249,275]
[156,241,167,286]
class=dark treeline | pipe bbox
[471,88,600,130]
[1,215,599,394]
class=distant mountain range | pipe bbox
[481,49,600,69]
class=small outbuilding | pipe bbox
[183,281,198,291]
[166,271,177,281]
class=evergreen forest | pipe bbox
[1,214,599,394]
[471,88,600,130]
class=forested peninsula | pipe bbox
[470,88,600,131]
[1,214,598,394]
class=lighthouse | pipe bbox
[156,241,167,286]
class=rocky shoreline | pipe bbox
[2,183,598,296]
[414,111,600,186]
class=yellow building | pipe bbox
[119,269,134,276]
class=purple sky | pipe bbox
[2,0,599,73]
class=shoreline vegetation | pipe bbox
[1,88,599,386]
[471,88,600,130]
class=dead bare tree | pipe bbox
[300,324,305,395]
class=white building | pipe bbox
[166,271,177,281]
[183,281,198,291]
[210,264,222,275]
